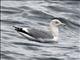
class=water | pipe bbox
[1,1,80,60]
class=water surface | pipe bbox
[1,1,80,60]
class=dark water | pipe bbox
[1,1,80,60]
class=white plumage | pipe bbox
[13,19,65,42]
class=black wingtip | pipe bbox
[13,26,22,31]
[12,26,18,29]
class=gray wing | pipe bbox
[13,26,53,39]
[27,28,53,39]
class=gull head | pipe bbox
[50,19,65,27]
[49,19,65,42]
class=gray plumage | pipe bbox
[27,28,53,39]
[13,26,53,39]
[13,19,65,42]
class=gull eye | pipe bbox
[55,21,59,24]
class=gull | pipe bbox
[13,19,65,42]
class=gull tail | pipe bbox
[13,26,30,36]
[13,26,35,39]
[13,26,23,32]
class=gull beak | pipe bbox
[61,23,66,26]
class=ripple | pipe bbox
[1,1,80,60]
[1,6,23,14]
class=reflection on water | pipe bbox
[1,1,80,60]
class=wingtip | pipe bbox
[12,26,18,29]
[12,26,15,28]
